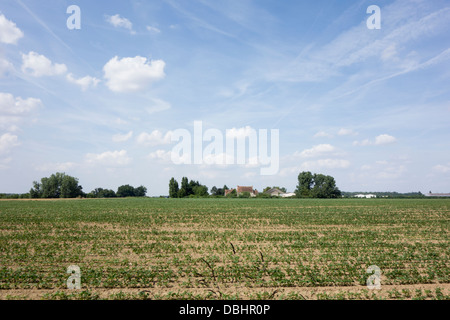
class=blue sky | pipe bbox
[0,0,449,195]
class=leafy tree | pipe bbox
[177,188,187,198]
[29,172,84,198]
[61,175,84,198]
[179,177,189,198]
[116,185,147,197]
[256,192,271,198]
[210,186,218,196]
[311,174,341,198]
[30,181,42,198]
[169,178,179,198]
[116,184,136,197]
[134,185,147,197]
[88,188,116,198]
[296,171,341,198]
[296,171,314,198]
[226,189,237,198]
[101,189,116,198]
[238,191,251,198]
[193,185,208,197]
[175,177,208,197]
[264,186,287,193]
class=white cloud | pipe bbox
[0,133,20,154]
[0,92,42,131]
[85,150,131,166]
[338,128,358,136]
[112,131,133,142]
[0,13,24,44]
[375,165,407,180]
[375,134,397,145]
[314,131,333,138]
[280,158,350,176]
[148,149,191,164]
[66,73,100,91]
[0,58,13,77]
[381,43,398,62]
[0,157,12,170]
[0,92,42,115]
[353,139,371,146]
[302,158,351,170]
[147,98,171,114]
[21,51,67,77]
[295,144,337,158]
[433,164,450,173]
[137,130,172,146]
[103,56,166,93]
[36,162,77,172]
[353,134,397,146]
[147,26,161,34]
[148,149,172,162]
[106,14,135,34]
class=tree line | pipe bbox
[167,171,342,199]
[27,172,147,199]
[3,170,343,199]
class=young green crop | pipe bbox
[0,198,448,299]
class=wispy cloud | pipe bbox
[66,73,100,91]
[85,150,131,167]
[136,130,173,146]
[106,14,136,34]
[112,131,133,143]
[353,134,397,146]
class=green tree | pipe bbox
[88,188,117,198]
[30,181,42,198]
[61,175,84,198]
[134,185,147,197]
[101,189,116,198]
[296,171,341,198]
[311,174,341,198]
[169,178,179,198]
[296,171,314,198]
[238,191,251,198]
[193,185,208,197]
[30,172,84,198]
[179,177,189,197]
[117,184,136,197]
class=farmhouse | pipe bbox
[263,188,285,197]
[225,186,259,197]
[263,188,296,198]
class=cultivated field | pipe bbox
[0,198,448,300]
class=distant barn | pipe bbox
[225,186,259,197]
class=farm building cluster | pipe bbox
[225,186,296,198]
